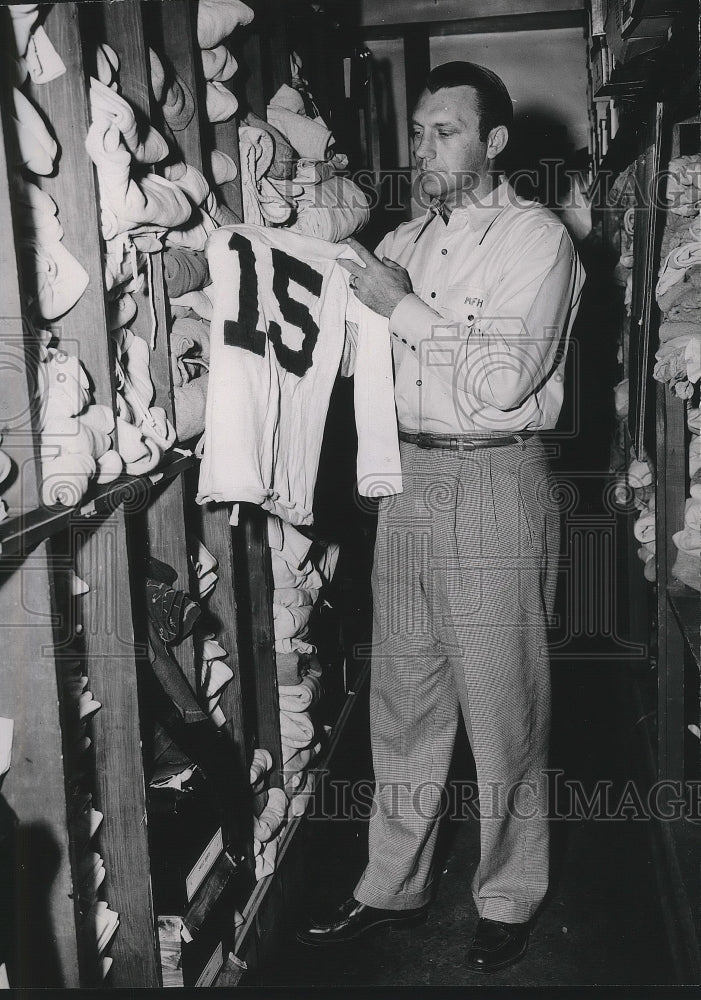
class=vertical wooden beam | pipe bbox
[150,0,253,805]
[261,0,291,100]
[403,24,431,110]
[0,48,41,521]
[404,25,430,212]
[241,17,266,117]
[0,550,80,988]
[71,515,160,987]
[0,83,79,979]
[98,0,197,686]
[242,0,291,114]
[24,3,115,410]
[655,382,687,783]
[234,507,283,786]
[30,3,159,986]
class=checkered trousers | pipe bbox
[353,436,559,923]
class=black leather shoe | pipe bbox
[297,897,426,946]
[466,917,530,974]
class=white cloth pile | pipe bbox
[84,52,185,468]
[71,719,119,978]
[249,748,289,880]
[237,74,370,240]
[9,4,66,86]
[145,47,241,445]
[197,0,253,124]
[610,450,656,573]
[15,157,89,317]
[269,517,336,818]
[654,157,701,399]
[64,637,114,971]
[37,347,123,507]
[112,325,176,474]
[633,495,656,582]
[169,315,211,441]
[190,535,219,600]
[671,483,701,592]
[198,635,233,727]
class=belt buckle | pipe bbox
[415,433,431,450]
[452,436,476,452]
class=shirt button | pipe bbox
[441,249,448,256]
[416,379,422,387]
[467,314,475,321]
[430,292,436,298]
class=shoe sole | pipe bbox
[297,911,427,947]
[466,936,529,975]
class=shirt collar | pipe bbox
[414,177,512,243]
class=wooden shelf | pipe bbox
[225,660,371,976]
[183,852,239,943]
[589,15,699,196]
[630,675,701,983]
[1,0,366,986]
[667,586,701,673]
[0,453,197,558]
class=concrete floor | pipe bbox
[258,661,676,989]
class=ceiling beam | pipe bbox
[348,0,584,28]
[361,9,585,40]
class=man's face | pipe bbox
[411,85,489,204]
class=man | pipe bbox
[298,61,584,974]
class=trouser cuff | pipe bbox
[353,878,434,911]
[478,896,537,923]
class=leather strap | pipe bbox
[398,430,537,451]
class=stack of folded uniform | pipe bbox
[671,411,701,591]
[626,454,656,582]
[169,315,211,442]
[607,171,637,492]
[653,156,701,401]
[196,0,253,126]
[8,12,82,327]
[7,22,130,512]
[234,50,370,240]
[85,48,187,473]
[249,748,288,880]
[263,81,371,241]
[36,345,125,508]
[62,645,118,981]
[277,650,323,820]
[145,37,244,440]
[268,516,339,824]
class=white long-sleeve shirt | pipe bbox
[377,179,585,435]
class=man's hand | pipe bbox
[338,237,413,317]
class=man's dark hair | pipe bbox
[424,61,513,142]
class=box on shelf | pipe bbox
[605,0,675,62]
[180,884,239,988]
[589,0,607,36]
[590,35,612,98]
[148,769,227,916]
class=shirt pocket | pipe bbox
[439,284,487,331]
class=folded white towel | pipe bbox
[197,0,254,48]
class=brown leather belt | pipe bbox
[398,430,537,451]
